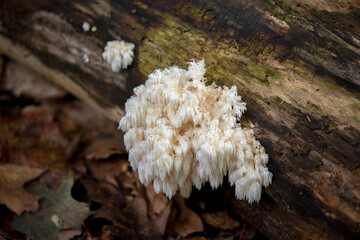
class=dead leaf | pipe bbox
[58,229,81,240]
[200,210,240,230]
[117,171,140,200]
[80,177,136,239]
[22,120,67,145]
[81,172,171,240]
[0,104,69,171]
[57,100,123,139]
[0,164,46,215]
[56,100,126,153]
[84,139,125,160]
[118,171,171,239]
[3,61,66,100]
[86,156,129,187]
[65,133,83,159]
[167,195,204,237]
[99,230,114,240]
[145,184,170,218]
[21,104,55,123]
[11,177,91,240]
[129,193,171,240]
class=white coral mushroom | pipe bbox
[102,40,135,72]
[119,60,272,203]
[82,21,90,32]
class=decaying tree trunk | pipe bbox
[0,0,359,239]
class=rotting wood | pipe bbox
[0,0,359,239]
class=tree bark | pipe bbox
[1,0,359,239]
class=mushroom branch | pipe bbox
[0,0,359,239]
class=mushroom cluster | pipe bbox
[102,40,135,72]
[119,60,272,203]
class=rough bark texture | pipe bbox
[0,0,359,239]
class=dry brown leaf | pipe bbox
[21,104,55,122]
[84,139,126,160]
[80,177,136,239]
[21,120,67,145]
[58,229,81,240]
[117,171,142,199]
[0,103,70,171]
[3,61,66,100]
[81,169,171,240]
[129,193,171,239]
[55,100,126,161]
[86,157,129,187]
[57,100,124,142]
[200,210,240,230]
[167,195,204,237]
[99,230,114,240]
[0,164,46,215]
[146,184,170,218]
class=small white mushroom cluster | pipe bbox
[102,40,135,72]
[119,60,272,203]
[82,21,96,32]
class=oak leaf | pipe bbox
[11,177,90,240]
[0,164,45,215]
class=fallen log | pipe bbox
[0,0,359,239]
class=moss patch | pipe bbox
[135,1,360,129]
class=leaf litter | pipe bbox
[0,58,265,239]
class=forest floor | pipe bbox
[0,56,267,240]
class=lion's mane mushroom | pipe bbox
[119,60,272,203]
[102,40,135,72]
